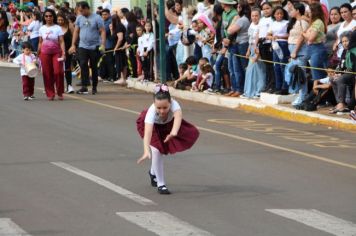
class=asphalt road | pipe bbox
[0,67,355,236]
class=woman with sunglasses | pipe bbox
[136,84,199,194]
[38,9,65,100]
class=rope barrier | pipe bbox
[234,53,356,76]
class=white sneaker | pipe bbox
[240,94,248,99]
[114,79,127,86]
[66,85,75,94]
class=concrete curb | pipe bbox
[127,79,356,131]
[0,62,19,68]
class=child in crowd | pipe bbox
[192,62,214,92]
[191,20,203,61]
[178,63,188,78]
[136,84,199,194]
[195,14,215,63]
[256,2,274,93]
[243,7,265,99]
[13,42,37,100]
[298,69,336,111]
[137,22,155,81]
[266,6,290,95]
[192,57,210,90]
[173,56,198,90]
[136,25,144,80]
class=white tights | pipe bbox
[150,146,165,187]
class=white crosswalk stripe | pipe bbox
[0,218,31,236]
[266,209,356,236]
[117,211,214,236]
[52,162,156,206]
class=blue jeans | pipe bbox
[286,44,308,104]
[202,44,212,62]
[306,43,327,80]
[30,37,39,52]
[228,42,248,92]
[0,31,9,56]
[273,41,290,90]
[214,53,225,90]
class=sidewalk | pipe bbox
[127,79,356,132]
[0,61,19,68]
[1,61,355,131]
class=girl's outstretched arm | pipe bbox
[137,123,154,164]
[164,109,182,143]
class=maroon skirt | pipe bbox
[136,110,200,155]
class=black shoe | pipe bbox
[157,185,171,195]
[76,87,89,95]
[92,87,97,95]
[267,88,275,94]
[281,89,289,95]
[148,171,157,187]
[261,87,270,93]
[221,88,231,95]
[293,104,305,110]
[273,90,282,95]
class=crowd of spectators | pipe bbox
[0,0,355,120]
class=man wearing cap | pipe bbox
[218,0,237,95]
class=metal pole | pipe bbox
[158,0,166,84]
[150,0,158,81]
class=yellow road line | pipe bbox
[197,126,356,170]
[41,90,356,171]
[66,93,140,115]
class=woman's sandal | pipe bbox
[329,108,349,114]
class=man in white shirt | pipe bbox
[351,0,356,7]
[101,0,112,12]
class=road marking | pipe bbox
[52,162,156,206]
[197,127,356,170]
[44,91,356,171]
[266,209,356,236]
[116,211,214,236]
[0,218,31,235]
[65,93,140,115]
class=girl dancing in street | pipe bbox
[136,84,199,194]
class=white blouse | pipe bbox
[145,100,181,125]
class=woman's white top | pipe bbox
[39,24,63,41]
[336,20,356,57]
[145,99,181,125]
[268,20,289,42]
[27,20,41,39]
[13,53,37,76]
[257,16,272,41]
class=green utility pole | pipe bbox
[158,0,166,84]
